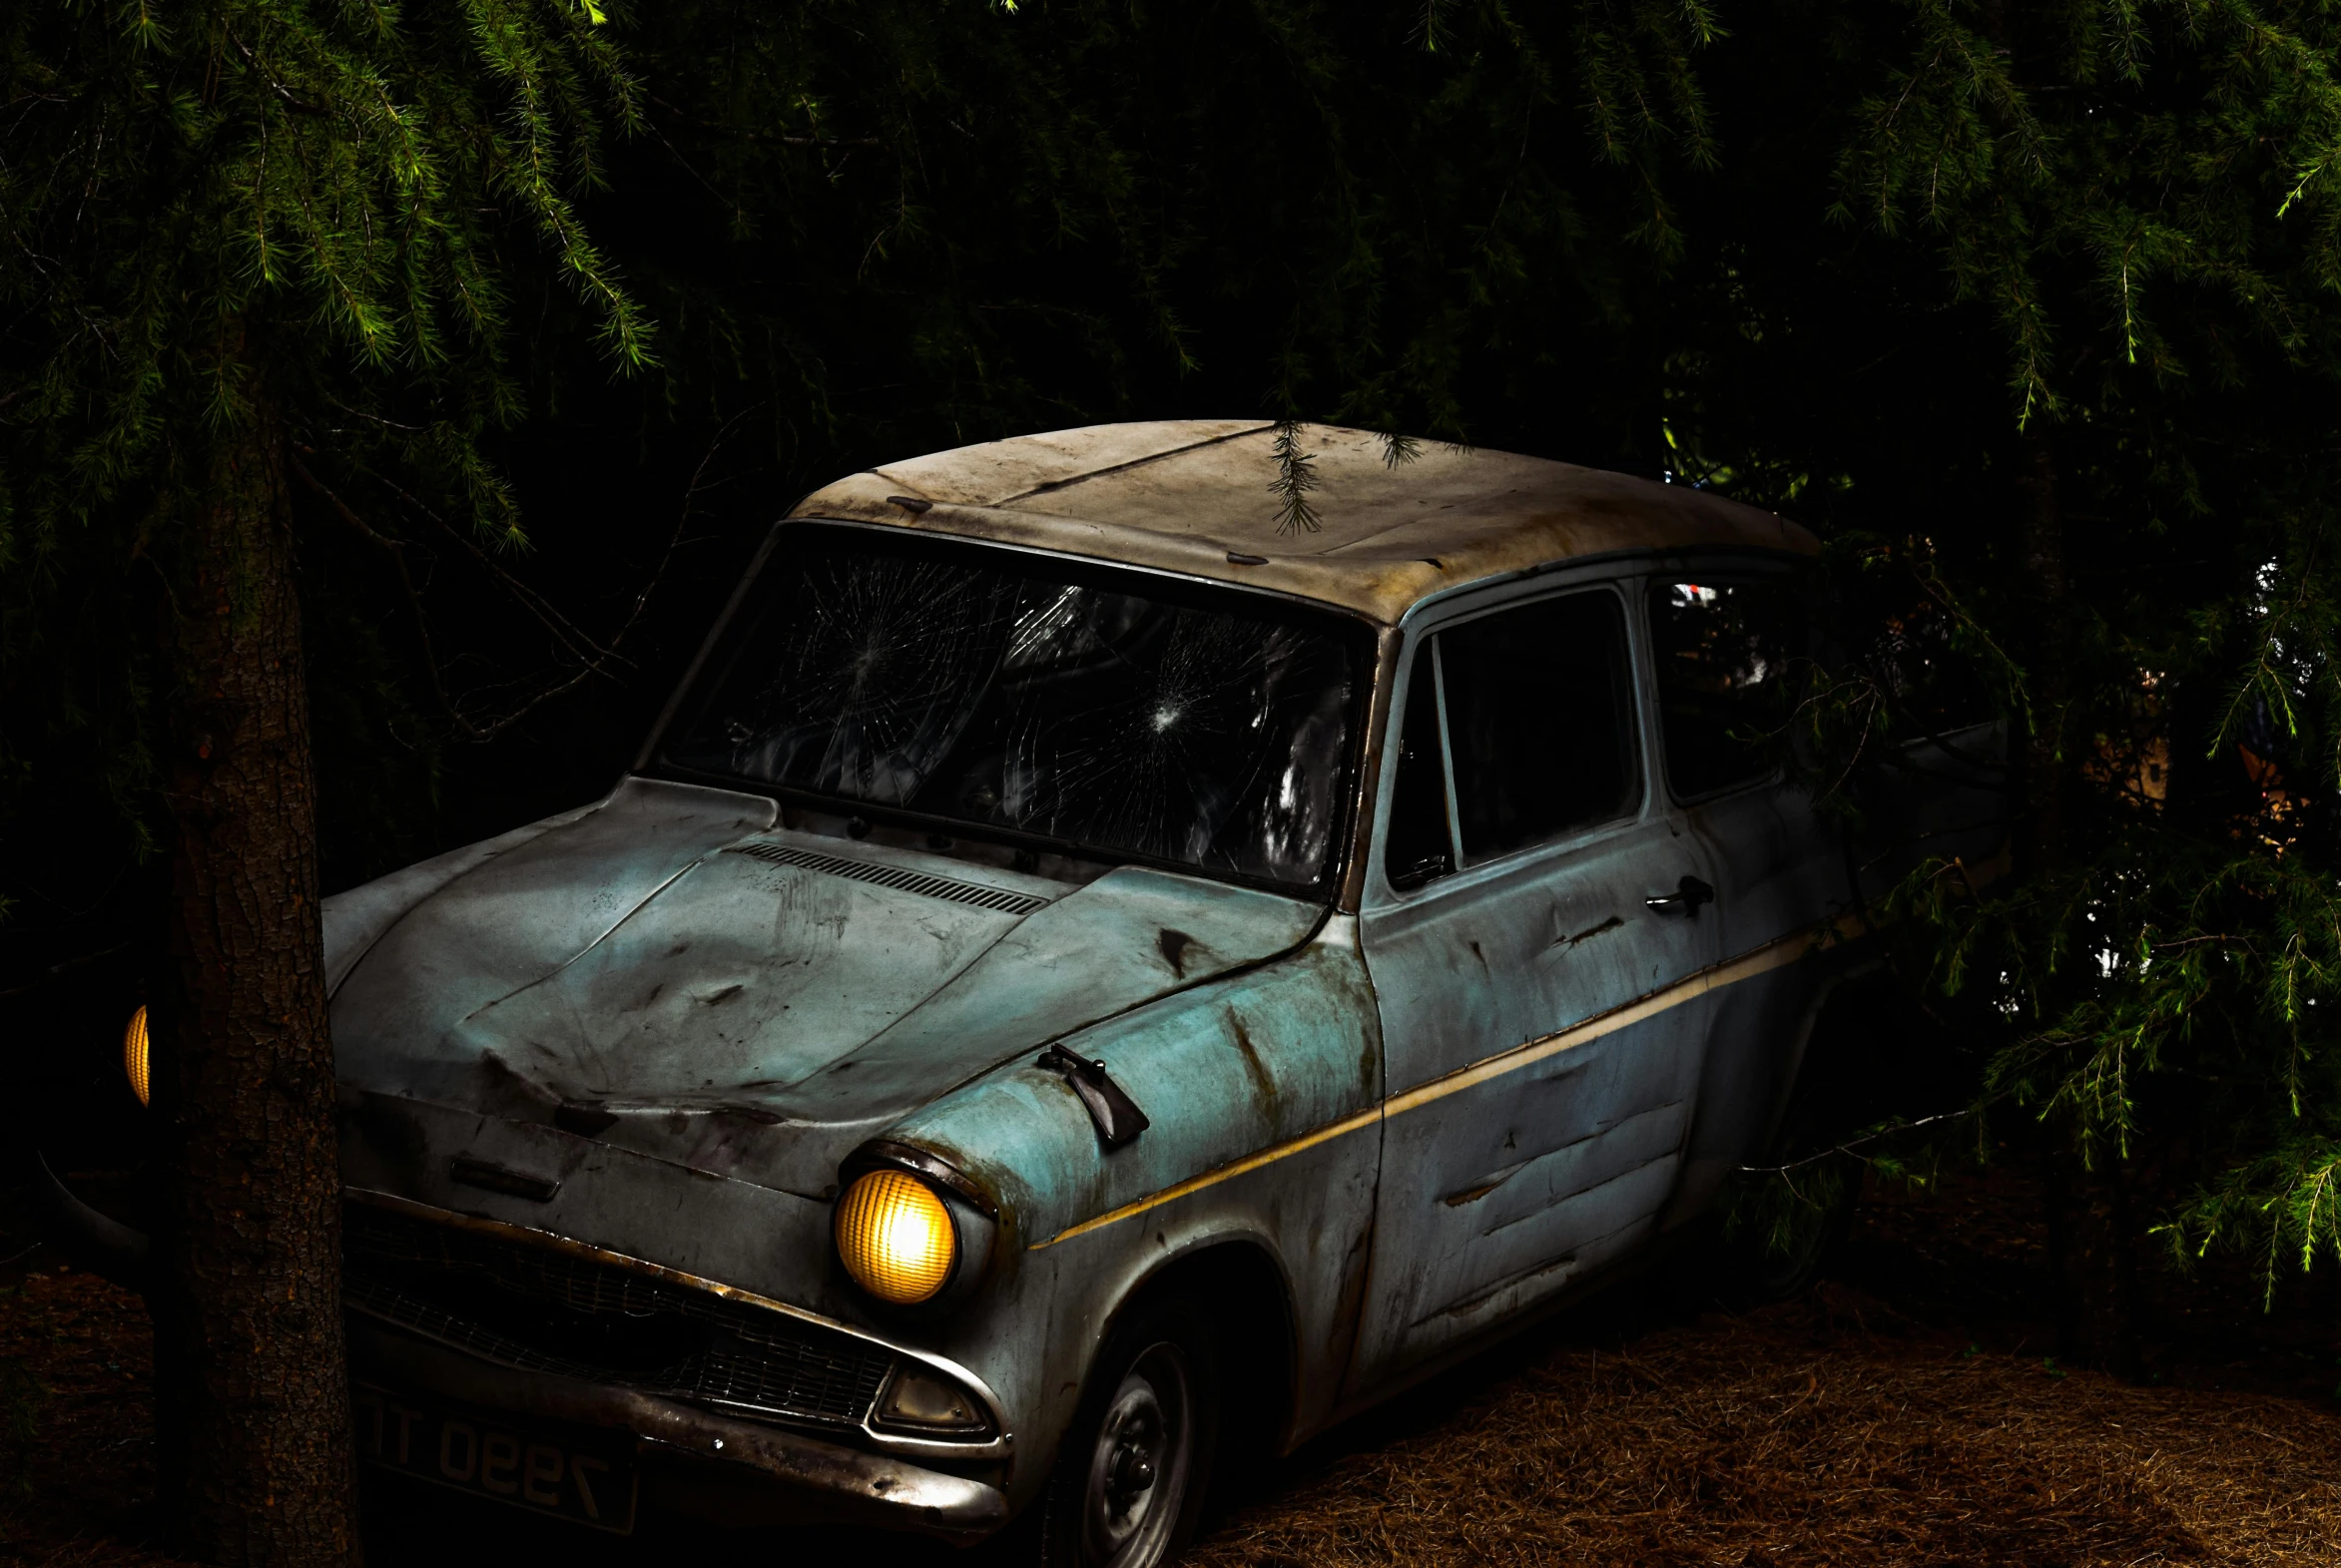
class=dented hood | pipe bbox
[329,779,1323,1199]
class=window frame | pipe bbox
[1370,574,1654,903]
[1640,561,1816,808]
[639,517,1383,901]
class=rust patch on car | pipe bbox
[1158,928,1195,977]
[1228,1014,1280,1119]
[1325,1224,1375,1391]
[1554,914,1625,949]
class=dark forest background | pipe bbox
[5,1,2059,908]
[10,0,2341,1510]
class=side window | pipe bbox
[1440,592,1641,862]
[1384,643,1456,891]
[1648,577,1808,799]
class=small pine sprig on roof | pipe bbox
[1270,420,1322,535]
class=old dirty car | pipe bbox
[314,422,1997,1564]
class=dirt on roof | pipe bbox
[790,423,1818,624]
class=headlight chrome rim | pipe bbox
[836,1169,958,1306]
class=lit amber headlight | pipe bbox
[123,1005,151,1107]
[836,1169,957,1305]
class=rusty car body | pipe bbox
[290,423,1994,1560]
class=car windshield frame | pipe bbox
[640,519,1379,899]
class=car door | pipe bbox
[1643,568,1847,1219]
[1349,578,1724,1387]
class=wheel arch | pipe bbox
[1103,1232,1301,1463]
[1754,957,1871,1157]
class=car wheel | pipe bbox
[1040,1293,1221,1568]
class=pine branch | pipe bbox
[288,437,709,743]
[1269,419,1321,535]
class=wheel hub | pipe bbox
[1107,1440,1156,1500]
[1080,1341,1193,1567]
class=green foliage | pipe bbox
[588,0,1723,463]
[1271,419,1323,534]
[1830,0,2341,421]
[0,0,656,902]
[11,0,2341,1317]
[2,0,652,510]
[1673,0,2341,1298]
[1720,1150,1858,1264]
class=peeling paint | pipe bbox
[314,450,2000,1540]
[1555,914,1625,949]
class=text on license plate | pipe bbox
[353,1383,638,1533]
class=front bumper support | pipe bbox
[349,1318,1011,1541]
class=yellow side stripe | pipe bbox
[1032,915,1859,1250]
[1036,1106,1388,1250]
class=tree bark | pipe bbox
[2040,1116,2146,1379]
[153,371,354,1564]
[2016,434,2147,1380]
[2016,437,2067,883]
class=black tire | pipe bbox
[1038,1291,1222,1568]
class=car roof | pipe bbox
[788,420,1818,625]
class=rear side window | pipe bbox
[1648,577,1808,799]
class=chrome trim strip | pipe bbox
[348,1316,1010,1540]
[1032,913,1864,1249]
[339,1188,1012,1458]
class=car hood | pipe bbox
[329,779,1325,1199]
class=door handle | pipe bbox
[1645,874,1715,917]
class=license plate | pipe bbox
[353,1383,639,1533]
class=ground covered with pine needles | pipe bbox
[3,1169,2337,1567]
[1183,1290,2339,1567]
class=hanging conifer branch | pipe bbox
[1270,419,1322,535]
[1,2,666,1550]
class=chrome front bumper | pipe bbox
[348,1317,1012,1540]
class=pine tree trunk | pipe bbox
[2017,434,2147,1380]
[153,371,355,1564]
[2040,1116,2146,1378]
[2017,437,2067,883]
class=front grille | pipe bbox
[343,1203,893,1430]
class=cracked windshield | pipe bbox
[660,527,1367,890]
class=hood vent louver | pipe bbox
[725,840,1049,918]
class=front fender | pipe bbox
[28,1150,149,1293]
[878,917,1383,1487]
